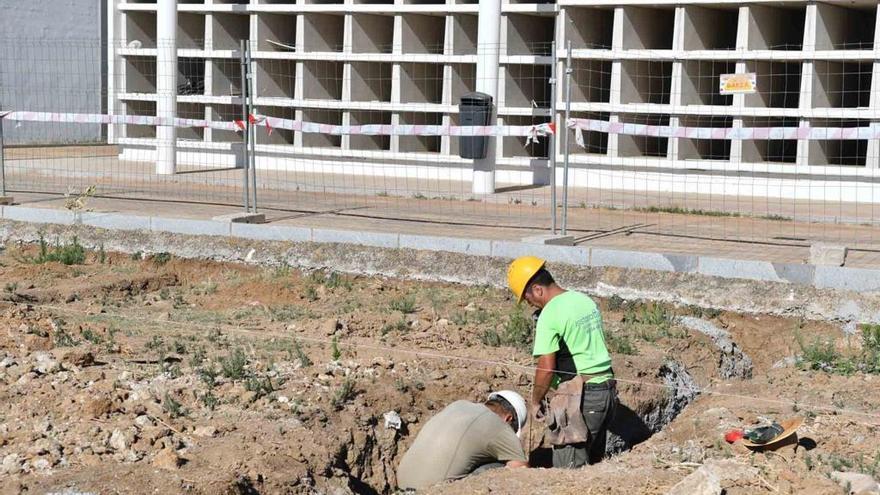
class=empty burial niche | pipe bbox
[744,61,801,109]
[565,7,614,50]
[399,63,444,104]
[302,14,344,52]
[211,59,243,97]
[212,13,250,51]
[503,116,549,158]
[452,15,478,55]
[812,61,872,108]
[256,60,296,99]
[809,119,868,167]
[350,62,392,102]
[566,112,610,156]
[177,103,206,141]
[125,101,156,138]
[352,14,394,54]
[450,63,476,103]
[404,0,445,5]
[303,61,343,100]
[209,105,242,142]
[302,110,342,148]
[256,13,297,51]
[571,60,612,103]
[178,58,205,96]
[617,114,670,158]
[815,3,876,50]
[504,64,551,108]
[620,61,672,105]
[740,117,799,164]
[506,14,554,56]
[622,6,675,50]
[678,116,733,161]
[349,111,391,151]
[354,0,394,4]
[125,11,156,48]
[401,14,446,55]
[681,60,736,106]
[399,112,442,153]
[178,13,205,50]
[124,56,156,94]
[682,6,738,51]
[257,106,295,145]
[748,5,805,51]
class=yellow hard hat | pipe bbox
[507,256,545,302]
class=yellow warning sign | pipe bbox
[719,73,757,95]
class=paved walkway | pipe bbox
[4,151,880,269]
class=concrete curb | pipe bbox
[2,205,880,295]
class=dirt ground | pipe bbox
[0,241,878,494]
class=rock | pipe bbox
[702,459,759,483]
[1,453,22,475]
[436,318,449,326]
[322,318,340,336]
[464,302,477,312]
[0,357,16,368]
[84,397,115,419]
[193,426,218,438]
[152,448,183,470]
[16,372,36,385]
[60,349,95,367]
[666,466,722,495]
[32,352,60,375]
[31,458,52,472]
[429,371,447,381]
[134,415,154,429]
[109,428,133,451]
[831,471,880,495]
[810,243,847,266]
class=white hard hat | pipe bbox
[488,390,528,437]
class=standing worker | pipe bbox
[507,256,617,468]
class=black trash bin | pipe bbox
[459,92,493,159]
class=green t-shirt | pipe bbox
[532,291,612,385]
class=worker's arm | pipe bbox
[531,352,556,412]
[505,460,529,468]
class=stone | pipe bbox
[0,357,15,368]
[32,352,60,375]
[134,415,154,429]
[31,458,51,472]
[322,318,340,336]
[152,448,183,470]
[193,426,218,438]
[109,428,132,451]
[1,453,22,475]
[84,397,115,419]
[60,349,95,367]
[665,466,722,495]
[831,471,880,495]
[810,244,848,266]
[429,371,447,381]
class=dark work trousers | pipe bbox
[552,380,618,468]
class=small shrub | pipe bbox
[479,329,502,347]
[220,348,248,380]
[28,235,86,265]
[390,295,418,314]
[98,244,106,264]
[145,335,164,352]
[245,376,275,400]
[198,366,219,388]
[331,337,341,361]
[291,340,312,368]
[303,285,318,302]
[606,331,637,355]
[607,294,625,312]
[381,317,409,335]
[325,272,352,290]
[200,391,219,410]
[330,378,355,410]
[4,282,17,294]
[189,346,206,367]
[131,251,143,261]
[151,252,172,265]
[162,392,186,418]
[81,328,103,345]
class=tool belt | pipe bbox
[546,370,614,447]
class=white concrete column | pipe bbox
[156,0,178,175]
[867,5,880,169]
[473,0,502,194]
[669,7,685,163]
[607,7,624,159]
[797,3,818,167]
[730,6,750,164]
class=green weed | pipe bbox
[27,235,86,265]
[291,339,312,368]
[220,348,248,380]
[390,295,418,314]
[163,392,186,418]
[331,337,341,361]
[606,331,638,355]
[330,378,356,410]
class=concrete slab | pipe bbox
[591,248,697,273]
[212,212,267,224]
[521,234,575,246]
[814,266,880,293]
[312,228,399,249]
[2,206,74,225]
[772,263,816,286]
[231,223,312,243]
[79,212,151,231]
[698,256,781,283]
[151,217,230,237]
[399,234,492,256]
[491,241,589,266]
[810,243,847,266]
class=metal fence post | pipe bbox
[561,40,573,235]
[239,40,251,212]
[549,41,558,234]
[245,41,258,213]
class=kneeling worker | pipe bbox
[396,390,529,490]
[508,256,617,468]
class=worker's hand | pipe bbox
[530,402,546,422]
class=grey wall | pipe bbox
[0,0,106,145]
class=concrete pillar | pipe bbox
[607,7,624,159]
[473,0,501,195]
[730,6,750,164]
[669,7,685,162]
[867,5,880,169]
[797,3,818,167]
[156,0,178,175]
